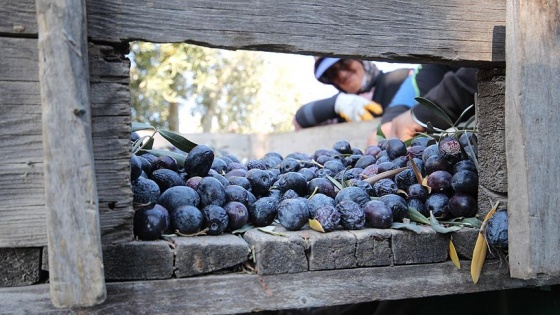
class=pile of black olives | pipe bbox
[131,132,479,241]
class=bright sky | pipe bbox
[179,52,418,134]
[263,53,418,104]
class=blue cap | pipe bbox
[314,57,341,80]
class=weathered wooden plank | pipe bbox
[505,0,560,279]
[2,0,505,65]
[0,81,41,107]
[87,0,506,65]
[0,1,37,34]
[36,0,106,307]
[0,54,132,245]
[0,38,39,82]
[88,44,130,84]
[0,134,43,162]
[0,262,558,314]
[0,160,46,247]
[0,38,129,85]
[0,204,46,248]
[43,242,174,281]
[0,82,129,111]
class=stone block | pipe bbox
[391,226,449,265]
[243,227,307,275]
[478,186,508,219]
[476,68,507,218]
[451,228,479,259]
[0,247,41,287]
[103,241,174,280]
[350,228,393,267]
[43,242,175,280]
[306,230,357,271]
[174,234,250,278]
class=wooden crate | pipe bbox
[1,0,559,312]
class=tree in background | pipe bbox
[130,42,201,131]
[130,42,299,133]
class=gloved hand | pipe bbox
[334,93,383,122]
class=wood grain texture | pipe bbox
[0,1,37,34]
[36,0,106,307]
[87,0,506,65]
[0,261,558,314]
[2,0,505,65]
[505,0,560,279]
[0,37,133,247]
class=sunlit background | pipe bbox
[129,42,417,135]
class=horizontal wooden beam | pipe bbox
[1,0,506,65]
[0,261,558,313]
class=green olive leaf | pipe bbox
[232,223,255,235]
[406,207,430,225]
[453,104,475,127]
[144,136,154,150]
[439,217,482,229]
[391,222,423,234]
[376,122,386,139]
[157,129,198,153]
[429,211,462,233]
[414,97,455,129]
[326,175,344,191]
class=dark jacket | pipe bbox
[294,68,411,128]
[381,65,477,129]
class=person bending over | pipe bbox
[293,58,412,130]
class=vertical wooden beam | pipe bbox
[505,0,560,279]
[36,0,106,307]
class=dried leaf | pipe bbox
[364,167,408,185]
[408,156,423,185]
[449,239,461,269]
[422,176,432,194]
[470,201,500,284]
[157,129,198,153]
[471,232,487,284]
[308,219,325,233]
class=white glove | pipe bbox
[334,93,382,122]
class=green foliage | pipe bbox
[130,42,200,130]
[129,42,266,133]
[132,122,198,157]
